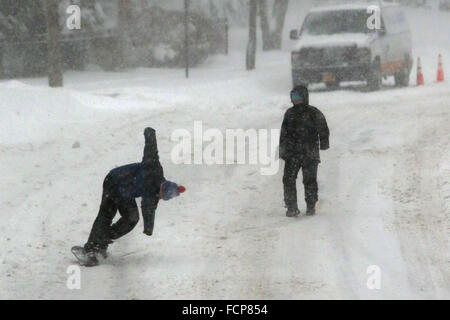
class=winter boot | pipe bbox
[84,250,100,267]
[286,208,300,217]
[306,202,316,216]
[92,243,109,261]
[96,246,108,259]
[72,246,100,267]
[84,243,108,262]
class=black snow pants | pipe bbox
[283,158,318,210]
[85,174,140,251]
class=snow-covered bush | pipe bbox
[122,4,226,68]
[0,0,112,77]
[0,0,48,77]
[0,0,229,76]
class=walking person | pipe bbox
[279,86,330,217]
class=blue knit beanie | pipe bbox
[161,181,182,201]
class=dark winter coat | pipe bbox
[280,90,330,163]
[107,128,165,235]
[109,162,162,200]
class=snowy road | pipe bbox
[0,7,449,299]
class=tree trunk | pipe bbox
[246,0,257,70]
[117,0,130,69]
[46,0,63,87]
[259,0,288,51]
[0,43,4,78]
[259,0,271,51]
[185,0,189,78]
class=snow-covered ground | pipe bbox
[0,6,449,299]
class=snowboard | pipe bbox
[71,246,99,267]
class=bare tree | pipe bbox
[0,47,4,79]
[259,0,288,51]
[185,0,190,78]
[246,0,257,70]
[46,0,63,87]
[117,0,130,69]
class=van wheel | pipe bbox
[367,60,382,91]
[394,58,410,87]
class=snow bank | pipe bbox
[0,81,126,146]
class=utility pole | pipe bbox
[117,0,129,69]
[225,18,229,55]
[46,0,63,87]
[0,45,4,79]
[185,0,189,79]
[246,0,257,70]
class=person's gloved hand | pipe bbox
[320,140,329,150]
[143,223,154,236]
[144,127,155,139]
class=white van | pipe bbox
[290,2,413,90]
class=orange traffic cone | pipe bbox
[437,54,444,82]
[417,57,424,86]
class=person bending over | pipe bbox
[72,127,185,266]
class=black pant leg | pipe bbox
[85,175,118,250]
[302,162,319,204]
[110,198,140,240]
[283,158,302,210]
